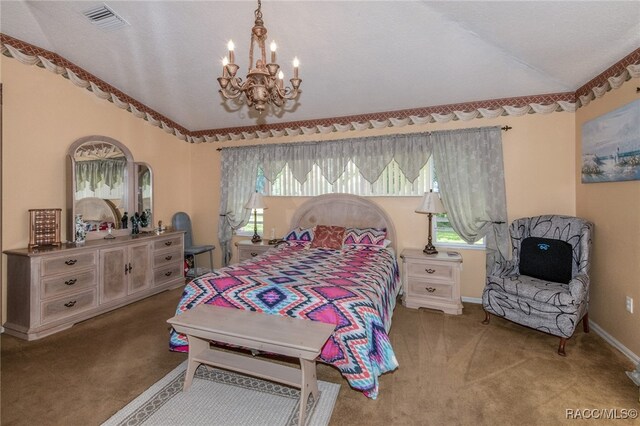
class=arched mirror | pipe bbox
[67,136,153,241]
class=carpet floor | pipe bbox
[1,287,637,425]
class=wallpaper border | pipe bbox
[1,33,638,144]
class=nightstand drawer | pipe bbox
[406,262,454,281]
[237,242,272,262]
[408,280,453,299]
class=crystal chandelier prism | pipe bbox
[217,0,302,114]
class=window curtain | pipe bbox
[432,127,508,272]
[217,126,508,271]
[218,147,260,266]
[75,159,126,191]
[257,133,433,186]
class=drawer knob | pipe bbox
[425,287,436,293]
[165,255,173,261]
[65,259,78,266]
[164,241,173,246]
[251,252,258,257]
[64,300,77,308]
[165,271,173,277]
[425,268,436,274]
[64,278,77,286]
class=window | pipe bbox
[238,208,264,236]
[266,159,433,197]
[240,158,484,248]
[434,214,485,248]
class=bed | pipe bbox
[169,194,401,399]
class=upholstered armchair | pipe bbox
[482,215,593,356]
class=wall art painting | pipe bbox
[582,99,640,183]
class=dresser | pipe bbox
[4,230,185,340]
[400,249,463,315]
[236,240,274,262]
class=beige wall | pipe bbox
[1,57,193,320]
[1,54,580,334]
[576,83,640,356]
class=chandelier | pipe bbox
[217,0,301,114]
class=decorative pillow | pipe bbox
[343,227,387,246]
[519,237,573,284]
[310,225,346,250]
[284,227,314,242]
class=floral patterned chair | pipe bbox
[482,215,593,356]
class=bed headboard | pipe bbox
[289,194,397,250]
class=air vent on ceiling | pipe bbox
[82,4,129,31]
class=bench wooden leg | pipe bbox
[299,359,318,425]
[184,336,208,391]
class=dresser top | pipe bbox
[4,230,185,257]
[401,248,463,263]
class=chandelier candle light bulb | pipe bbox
[227,40,235,64]
[270,41,277,63]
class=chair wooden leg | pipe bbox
[582,312,590,333]
[558,338,567,357]
[482,310,491,325]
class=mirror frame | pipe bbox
[67,135,135,241]
[135,161,154,227]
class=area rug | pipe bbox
[102,361,340,426]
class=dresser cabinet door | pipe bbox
[100,247,128,303]
[128,242,152,294]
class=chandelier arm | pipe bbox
[219,88,244,100]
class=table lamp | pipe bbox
[244,191,268,243]
[415,190,446,254]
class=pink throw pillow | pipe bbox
[310,225,346,250]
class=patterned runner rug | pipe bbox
[102,361,340,426]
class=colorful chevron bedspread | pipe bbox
[170,241,401,399]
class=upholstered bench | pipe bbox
[167,304,335,425]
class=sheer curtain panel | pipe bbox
[218,147,260,265]
[432,126,508,272]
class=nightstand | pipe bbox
[236,240,273,262]
[400,249,463,314]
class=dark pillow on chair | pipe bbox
[519,237,573,284]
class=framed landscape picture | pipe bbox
[581,99,640,183]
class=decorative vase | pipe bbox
[75,214,86,243]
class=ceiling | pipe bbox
[1,1,639,133]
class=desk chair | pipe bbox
[171,212,215,278]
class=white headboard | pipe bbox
[289,194,397,250]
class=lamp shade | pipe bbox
[244,192,268,210]
[415,191,445,214]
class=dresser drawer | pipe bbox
[42,252,96,276]
[406,261,454,281]
[41,270,97,299]
[154,263,183,286]
[154,236,183,252]
[40,289,97,324]
[408,280,453,299]
[153,249,182,268]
